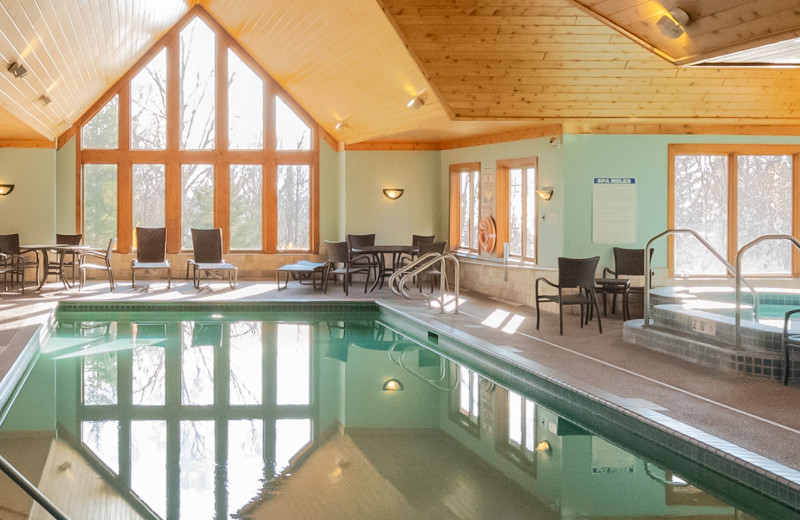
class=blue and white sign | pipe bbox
[593,177,637,244]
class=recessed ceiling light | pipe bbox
[7,61,27,78]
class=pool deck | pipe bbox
[1,277,800,506]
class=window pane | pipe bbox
[82,96,118,149]
[674,155,728,275]
[460,171,470,248]
[230,321,263,405]
[83,164,117,248]
[131,421,167,518]
[277,164,310,250]
[458,365,470,415]
[471,171,480,250]
[738,155,792,274]
[131,49,167,150]
[276,97,310,150]
[82,420,119,473]
[83,353,118,405]
[275,419,311,473]
[525,168,537,260]
[182,322,215,405]
[276,323,310,405]
[509,169,523,256]
[230,164,263,250]
[132,344,166,406]
[471,372,480,419]
[524,399,536,453]
[508,391,522,446]
[181,164,214,250]
[132,164,166,246]
[180,17,215,150]
[180,420,215,520]
[228,50,263,150]
[228,420,264,516]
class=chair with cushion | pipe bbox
[131,227,171,289]
[187,228,238,289]
[416,240,447,292]
[79,238,115,292]
[536,256,602,335]
[597,247,654,320]
[55,233,82,287]
[324,240,371,295]
[0,233,38,289]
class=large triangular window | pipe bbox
[78,7,318,254]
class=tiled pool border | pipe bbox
[14,299,800,519]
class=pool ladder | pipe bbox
[389,252,460,313]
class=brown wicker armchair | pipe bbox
[324,240,371,295]
[0,233,38,290]
[536,256,602,335]
[187,228,237,289]
[131,227,171,289]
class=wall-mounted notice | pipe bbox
[592,177,636,244]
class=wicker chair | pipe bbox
[55,233,82,287]
[187,228,237,289]
[324,240,371,295]
[0,233,38,290]
[79,238,115,291]
[131,227,171,289]
[345,234,376,290]
[536,256,602,335]
[597,247,654,320]
[416,240,447,292]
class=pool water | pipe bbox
[0,308,765,519]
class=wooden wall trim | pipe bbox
[56,127,77,150]
[0,139,54,149]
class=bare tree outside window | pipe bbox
[277,164,309,250]
[230,164,262,250]
[131,49,167,150]
[180,18,215,150]
[276,97,310,151]
[182,165,214,249]
[132,164,166,247]
[83,164,118,248]
[83,95,118,149]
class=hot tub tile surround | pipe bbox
[625,287,800,383]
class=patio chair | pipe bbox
[79,238,115,292]
[55,233,82,287]
[187,228,238,289]
[324,240,371,295]
[399,234,435,265]
[131,227,171,289]
[597,247,654,319]
[416,240,447,292]
[345,234,377,289]
[0,233,38,289]
[536,256,602,335]
[0,252,24,293]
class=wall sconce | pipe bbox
[535,440,552,454]
[7,61,27,78]
[335,121,347,131]
[657,8,689,39]
[383,188,404,200]
[383,379,404,391]
[406,95,425,110]
[536,187,554,200]
[0,184,15,196]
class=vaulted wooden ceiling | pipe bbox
[2,0,800,149]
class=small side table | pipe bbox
[595,278,632,320]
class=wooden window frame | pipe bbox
[668,143,800,277]
[449,162,481,254]
[496,157,538,262]
[75,6,319,255]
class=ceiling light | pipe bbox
[657,8,689,39]
[7,61,27,78]
[406,95,425,110]
[335,121,347,131]
[38,95,52,107]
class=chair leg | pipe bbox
[558,301,564,335]
[109,269,115,292]
[592,290,603,333]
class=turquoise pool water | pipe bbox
[0,303,790,519]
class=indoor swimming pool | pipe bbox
[0,302,796,519]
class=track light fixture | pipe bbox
[406,95,425,110]
[7,61,27,78]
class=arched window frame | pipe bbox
[75,6,320,254]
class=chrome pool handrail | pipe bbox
[735,234,800,350]
[644,229,759,327]
[389,252,460,313]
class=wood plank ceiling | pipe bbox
[1,0,800,148]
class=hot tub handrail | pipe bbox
[735,234,800,350]
[644,229,759,327]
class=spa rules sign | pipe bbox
[592,177,636,244]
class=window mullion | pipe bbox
[728,152,738,270]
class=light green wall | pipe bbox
[440,136,565,266]
[0,147,56,243]
[319,138,343,242]
[56,137,77,234]
[343,150,441,244]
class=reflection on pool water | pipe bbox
[0,309,760,519]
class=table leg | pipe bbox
[36,249,49,291]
